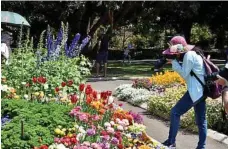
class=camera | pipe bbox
[153,54,178,72]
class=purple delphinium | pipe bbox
[54,27,63,50]
[65,33,81,58]
[1,115,11,126]
[46,26,63,61]
[81,35,91,50]
[128,111,143,124]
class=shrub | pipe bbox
[2,52,91,95]
[148,86,228,134]
[1,99,74,148]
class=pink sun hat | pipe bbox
[162,36,195,55]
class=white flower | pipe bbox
[48,143,69,149]
[1,85,9,92]
[107,127,115,134]
[117,125,124,131]
[104,122,111,128]
[108,96,114,104]
[56,144,69,149]
[21,82,26,85]
[74,124,79,129]
[77,133,84,141]
[97,93,101,99]
[79,126,86,134]
[24,94,29,99]
[117,121,125,126]
[116,118,121,123]
[44,84,49,90]
[110,121,115,126]
[122,119,129,126]
[126,133,131,138]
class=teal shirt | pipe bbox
[172,51,205,104]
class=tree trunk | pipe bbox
[182,20,193,43]
[215,27,225,49]
[80,2,93,38]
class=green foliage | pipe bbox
[2,52,37,93]
[38,30,46,53]
[148,86,228,134]
[191,23,213,44]
[1,99,74,148]
[2,52,91,95]
[129,34,149,49]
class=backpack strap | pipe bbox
[190,70,205,87]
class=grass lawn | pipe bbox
[89,62,172,78]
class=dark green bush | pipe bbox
[1,99,74,149]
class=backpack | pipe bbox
[190,51,223,99]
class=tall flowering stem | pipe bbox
[65,33,81,58]
[47,25,52,58]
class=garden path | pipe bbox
[87,80,228,149]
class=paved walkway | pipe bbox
[87,80,228,149]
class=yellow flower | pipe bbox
[138,145,151,149]
[150,71,185,86]
[14,95,20,99]
[39,91,44,98]
[34,92,40,96]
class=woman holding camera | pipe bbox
[162,36,207,149]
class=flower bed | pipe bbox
[113,84,153,106]
[114,71,228,135]
[148,86,228,134]
[1,84,168,149]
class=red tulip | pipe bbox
[86,95,92,104]
[55,87,60,92]
[70,94,78,104]
[32,77,37,83]
[38,76,43,83]
[85,85,93,95]
[61,82,66,87]
[107,91,112,96]
[101,130,109,136]
[37,76,47,84]
[39,145,48,149]
[70,137,77,144]
[79,84,85,92]
[101,91,108,99]
[115,131,122,139]
[42,77,47,84]
[67,80,73,86]
[117,144,124,149]
[92,91,97,99]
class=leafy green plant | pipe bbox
[148,86,228,134]
[1,99,74,148]
[191,23,212,44]
[2,52,91,96]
